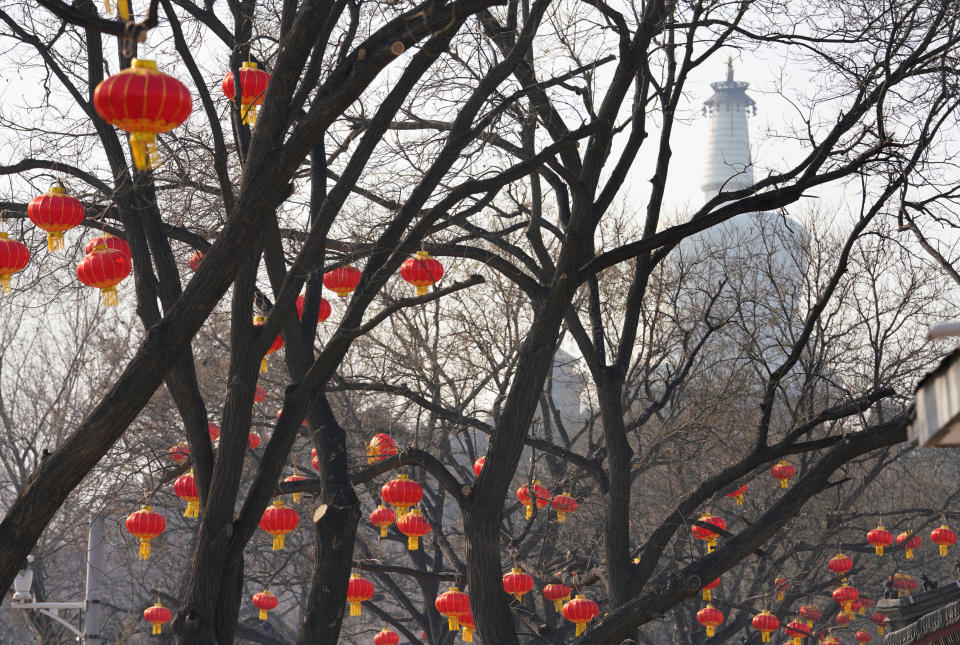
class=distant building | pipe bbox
[878,582,960,644]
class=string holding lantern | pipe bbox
[375,628,400,645]
[562,595,599,637]
[784,620,810,645]
[296,293,331,322]
[691,514,726,553]
[774,577,789,602]
[28,185,84,251]
[867,524,893,555]
[931,523,957,556]
[381,475,423,517]
[77,243,131,306]
[168,442,190,464]
[701,577,720,602]
[369,505,396,538]
[550,492,578,523]
[459,609,475,642]
[828,553,853,581]
[284,474,306,503]
[252,590,278,621]
[751,610,780,643]
[543,583,572,611]
[833,582,859,615]
[93,59,192,170]
[435,587,470,630]
[188,251,204,272]
[222,62,270,126]
[0,233,29,294]
[143,603,172,635]
[896,531,922,559]
[400,251,444,295]
[396,508,430,550]
[473,456,485,477]
[174,470,200,518]
[259,500,299,550]
[798,604,821,628]
[346,574,374,616]
[726,484,747,505]
[366,433,398,464]
[502,568,534,602]
[517,481,551,520]
[86,235,131,257]
[696,605,724,638]
[770,460,795,488]
[871,611,889,634]
[126,506,166,560]
[323,265,362,297]
[253,315,283,373]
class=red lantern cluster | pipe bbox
[435,587,470,630]
[897,531,922,559]
[77,241,132,306]
[369,505,396,538]
[93,59,192,170]
[126,506,166,560]
[396,508,430,550]
[222,62,270,125]
[28,185,84,251]
[502,568,534,602]
[932,524,957,556]
[323,265,362,297]
[517,481,551,520]
[770,460,795,488]
[867,524,894,555]
[400,251,444,295]
[751,610,780,643]
[562,594,599,637]
[543,583,572,611]
[367,433,398,464]
[696,605,724,638]
[346,574,374,616]
[692,514,726,552]
[252,590,278,621]
[0,233,29,293]
[174,471,199,518]
[143,603,172,635]
[381,475,423,517]
[259,500,299,550]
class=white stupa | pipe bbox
[701,58,757,197]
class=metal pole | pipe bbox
[82,517,104,643]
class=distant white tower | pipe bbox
[701,58,757,199]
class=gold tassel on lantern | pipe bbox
[184,500,198,518]
[272,533,284,551]
[129,133,159,171]
[117,0,129,18]
[350,601,361,617]
[447,616,459,631]
[777,590,785,602]
[292,491,302,504]
[152,623,161,635]
[408,535,419,550]
[259,608,268,621]
[260,357,268,373]
[702,588,712,602]
[576,622,587,637]
[707,538,717,553]
[102,286,119,307]
[462,626,473,642]
[525,504,533,520]
[46,232,64,252]
[138,538,151,560]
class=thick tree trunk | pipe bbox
[464,507,519,645]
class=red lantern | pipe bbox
[374,628,400,645]
[859,596,873,614]
[867,524,894,555]
[296,293,331,322]
[770,460,795,488]
[871,611,889,634]
[346,574,374,616]
[850,599,863,615]
[188,250,203,272]
[931,524,957,556]
[517,481,551,520]
[252,590,278,621]
[701,577,720,602]
[0,233,29,293]
[93,59,192,170]
[696,604,724,638]
[209,423,221,441]
[502,568,534,602]
[311,447,319,470]
[551,492,578,523]
[143,603,172,635]
[381,475,423,516]
[396,508,430,550]
[400,251,444,295]
[284,474,306,503]
[435,587,470,630]
[259,500,299,550]
[726,484,747,505]
[897,531,922,559]
[174,471,199,518]
[892,572,908,595]
[367,433,398,464]
[833,583,858,615]
[254,386,267,403]
[834,612,851,627]
[821,638,841,645]
[253,315,283,373]
[543,583,572,611]
[855,631,873,643]
[222,62,270,125]
[248,432,261,450]
[799,604,821,627]
[828,553,853,580]
[86,235,131,257]
[323,265,362,297]
[752,610,780,643]
[460,610,475,642]
[473,456,485,477]
[904,574,918,594]
[369,504,396,538]
[77,244,131,306]
[784,620,810,645]
[28,185,84,251]
[774,576,789,602]
[562,594,599,637]
[126,506,166,560]
[168,442,190,463]
[692,514,726,552]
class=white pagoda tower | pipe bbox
[701,58,757,199]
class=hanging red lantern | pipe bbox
[77,244,132,306]
[143,603,172,635]
[931,524,957,556]
[770,460,795,488]
[696,604,724,638]
[366,433,398,464]
[86,235,131,257]
[871,611,889,634]
[284,474,306,503]
[168,442,190,463]
[892,572,908,596]
[345,573,374,616]
[896,531,922,559]
[701,577,720,602]
[726,484,747,505]
[751,610,780,643]
[208,423,220,441]
[562,595,599,637]
[253,315,283,373]
[435,587,470,630]
[28,185,84,251]
[473,456,485,477]
[311,447,319,470]
[517,481,551,520]
[222,62,270,125]
[850,599,863,615]
[833,583,858,615]
[774,576,789,602]
[174,470,199,518]
[125,506,166,560]
[369,505,396,538]
[460,609,475,642]
[248,432,261,450]
[381,475,423,517]
[784,620,810,645]
[859,596,873,614]
[259,500,299,550]
[502,568,534,602]
[550,492,578,523]
[798,604,821,627]
[323,265,362,297]
[296,293,331,322]
[691,514,726,553]
[855,631,873,643]
[0,233,29,293]
[374,628,400,645]
[93,59,192,170]
[828,553,853,580]
[188,250,204,272]
[834,612,851,627]
[254,386,267,403]
[821,637,842,645]
[252,590,278,621]
[543,583,572,611]
[396,508,430,550]
[867,524,894,555]
[400,251,444,296]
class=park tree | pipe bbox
[1,0,960,643]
